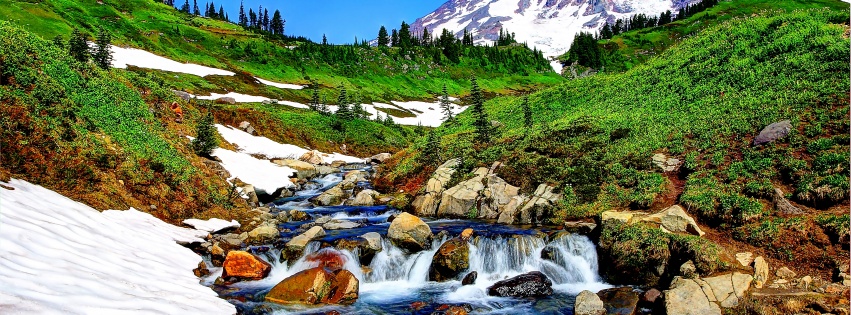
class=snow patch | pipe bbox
[255,78,304,90]
[212,147,297,194]
[0,178,235,314]
[183,218,240,233]
[109,45,235,77]
[215,124,362,164]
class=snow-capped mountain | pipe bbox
[412,0,696,61]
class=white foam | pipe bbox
[0,178,235,314]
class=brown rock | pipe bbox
[445,306,468,315]
[429,238,470,282]
[305,249,347,271]
[462,271,477,285]
[597,287,639,315]
[460,228,474,241]
[642,288,662,304]
[387,212,433,252]
[193,261,210,278]
[410,301,428,311]
[222,251,272,280]
[265,267,359,305]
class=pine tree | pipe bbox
[421,28,430,47]
[377,26,389,47]
[336,86,352,120]
[263,9,270,32]
[271,10,284,35]
[322,34,328,45]
[439,83,453,122]
[180,0,190,13]
[238,1,247,26]
[470,76,491,143]
[93,28,113,70]
[192,112,218,157]
[68,29,90,63]
[248,9,257,29]
[422,130,440,165]
[308,83,320,111]
[522,95,533,128]
[390,29,398,47]
[399,21,411,48]
[193,0,199,15]
[219,6,225,20]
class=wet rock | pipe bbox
[222,251,272,280]
[437,167,489,218]
[387,212,433,252]
[367,153,391,164]
[486,271,553,298]
[652,153,682,172]
[664,277,722,315]
[313,186,348,206]
[283,226,326,263]
[753,120,792,146]
[462,271,477,285]
[329,160,347,168]
[359,232,382,253]
[575,290,605,315]
[753,256,769,288]
[323,220,362,230]
[597,287,638,315]
[410,301,428,311]
[776,267,796,279]
[304,249,347,271]
[193,261,211,278]
[289,210,309,221]
[428,238,470,282]
[265,267,359,305]
[640,205,705,236]
[348,189,379,206]
[641,288,662,304]
[210,242,226,266]
[442,306,468,315]
[459,228,474,241]
[412,159,459,216]
[563,221,597,234]
[248,223,279,243]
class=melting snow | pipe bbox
[0,178,235,314]
[183,218,240,233]
[255,78,304,90]
[215,124,363,164]
[211,147,297,194]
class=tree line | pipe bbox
[53,28,113,70]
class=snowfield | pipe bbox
[215,124,363,164]
[0,178,236,315]
[211,147,297,194]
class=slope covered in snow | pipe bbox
[412,0,690,59]
[0,178,235,314]
[215,124,363,164]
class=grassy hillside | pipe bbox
[0,0,562,104]
[381,8,849,274]
[564,0,849,72]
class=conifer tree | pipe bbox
[322,34,328,45]
[180,0,190,13]
[390,29,398,47]
[68,29,90,63]
[219,6,225,20]
[238,1,247,26]
[93,28,113,70]
[248,9,257,29]
[263,9,270,32]
[336,86,352,120]
[191,112,218,156]
[271,10,284,35]
[309,83,320,111]
[422,130,440,165]
[193,0,199,15]
[522,95,533,128]
[439,83,453,122]
[399,21,411,48]
[470,76,491,143]
[377,26,389,46]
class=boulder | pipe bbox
[210,242,226,266]
[216,97,236,105]
[478,174,520,219]
[702,272,753,308]
[329,160,347,168]
[597,287,639,315]
[516,184,562,224]
[387,213,433,252]
[642,288,662,304]
[172,90,192,101]
[437,168,489,218]
[248,223,279,242]
[600,210,644,224]
[412,159,459,216]
[462,271,477,285]
[641,205,705,236]
[735,252,754,267]
[323,220,362,230]
[299,150,325,165]
[359,232,382,253]
[237,121,256,135]
[496,196,527,224]
[664,277,722,315]
[459,228,474,241]
[304,249,347,271]
[222,251,272,280]
[348,189,378,206]
[265,267,358,305]
[284,226,326,262]
[428,238,470,282]
[652,153,682,172]
[564,221,597,234]
[575,290,606,315]
[753,120,792,146]
[313,186,348,206]
[272,159,318,179]
[486,271,553,298]
[752,256,769,288]
[368,153,392,164]
[776,267,796,279]
[773,188,803,215]
[289,210,309,221]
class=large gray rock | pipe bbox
[247,223,279,242]
[348,189,378,206]
[516,184,562,224]
[496,196,528,224]
[641,205,705,236]
[323,220,362,230]
[313,186,348,206]
[436,167,489,218]
[283,226,326,263]
[172,90,192,101]
[702,272,753,308]
[387,213,433,252]
[367,153,392,164]
[479,174,520,219]
[412,159,459,216]
[359,232,382,253]
[574,290,605,315]
[753,120,792,146]
[652,153,682,172]
[216,97,236,105]
[272,159,318,180]
[664,277,722,315]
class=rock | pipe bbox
[776,267,796,279]
[735,252,754,267]
[753,120,792,146]
[238,121,255,135]
[462,271,477,285]
[304,249,347,271]
[217,233,244,249]
[210,242,227,266]
[664,277,722,315]
[329,160,347,168]
[680,261,698,279]
[772,188,803,215]
[348,189,378,206]
[222,251,272,280]
[193,261,210,278]
[323,220,362,230]
[387,213,433,252]
[289,210,309,221]
[478,174,520,219]
[823,283,849,295]
[494,195,526,224]
[574,290,605,315]
[313,186,348,206]
[753,256,769,288]
[437,167,489,218]
[299,150,325,165]
[315,216,333,225]
[597,287,639,315]
[428,238,470,282]
[284,226,326,262]
[702,272,753,308]
[641,205,705,236]
[516,184,562,224]
[238,184,260,205]
[412,159,459,216]
[600,210,644,224]
[410,301,428,311]
[652,153,682,172]
[642,288,662,304]
[216,97,236,105]
[265,267,358,305]
[272,159,318,179]
[486,271,553,298]
[444,306,468,315]
[459,228,474,241]
[798,275,813,290]
[248,223,279,242]
[564,221,597,234]
[359,232,382,253]
[367,153,391,164]
[172,90,191,101]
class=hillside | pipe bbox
[0,0,562,105]
[380,7,850,283]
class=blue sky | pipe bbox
[200,0,446,44]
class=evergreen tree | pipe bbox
[322,34,328,45]
[93,28,113,70]
[193,0,199,15]
[263,9,270,32]
[439,83,453,122]
[248,9,257,28]
[422,130,440,165]
[522,95,533,128]
[219,6,225,20]
[271,10,284,35]
[180,0,190,13]
[421,28,431,47]
[377,26,389,47]
[335,86,352,120]
[438,28,460,63]
[390,29,398,47]
[68,29,90,63]
[309,83,320,111]
[238,1,247,26]
[470,76,491,143]
[399,21,411,48]
[192,112,218,157]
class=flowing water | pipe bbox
[208,166,609,314]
